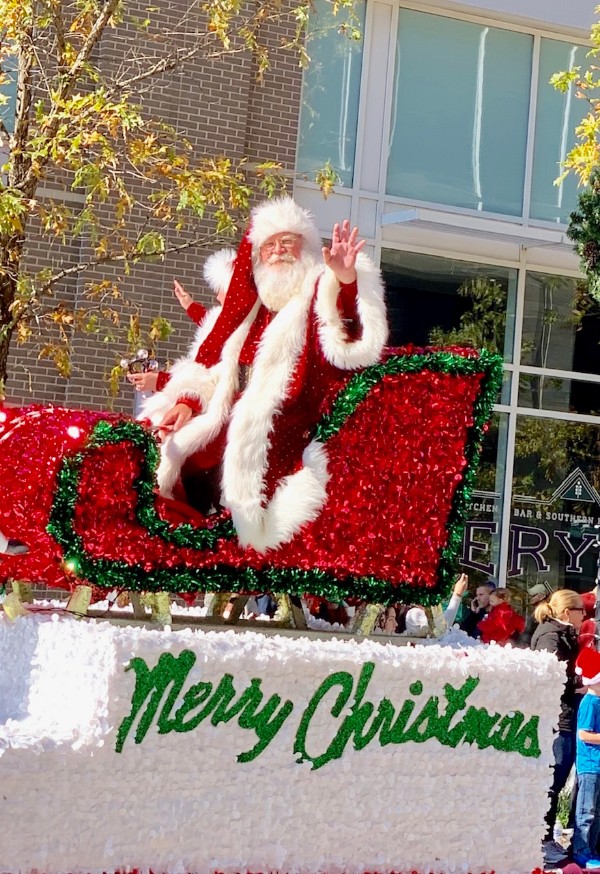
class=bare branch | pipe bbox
[0,231,220,335]
[48,2,68,71]
[29,41,54,103]
[41,235,223,291]
[110,39,214,93]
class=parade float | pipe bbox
[0,345,568,874]
[0,197,567,874]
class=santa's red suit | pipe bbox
[141,198,387,553]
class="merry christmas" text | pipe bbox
[115,651,540,769]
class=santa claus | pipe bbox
[141,197,388,553]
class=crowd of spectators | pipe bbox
[366,577,600,873]
[223,571,600,873]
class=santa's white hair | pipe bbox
[249,197,323,260]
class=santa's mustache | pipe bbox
[266,253,296,264]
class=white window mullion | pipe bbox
[522,34,541,226]
[496,255,527,584]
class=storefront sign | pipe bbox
[462,468,600,578]
[462,519,598,576]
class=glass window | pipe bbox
[518,374,600,416]
[296,0,365,188]
[0,58,17,136]
[521,272,600,375]
[380,249,517,367]
[460,412,508,584]
[509,416,600,591]
[387,10,532,216]
[530,40,591,224]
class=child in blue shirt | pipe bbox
[573,648,600,869]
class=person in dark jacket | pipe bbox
[516,583,549,648]
[459,579,496,637]
[531,589,585,869]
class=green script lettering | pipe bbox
[115,652,541,768]
[116,650,293,761]
[116,650,196,752]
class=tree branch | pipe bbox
[20,0,122,194]
[61,0,121,90]
[10,26,34,188]
[48,2,68,72]
[111,39,215,93]
[41,235,223,291]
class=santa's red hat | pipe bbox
[575,647,600,686]
[194,198,322,368]
[202,247,237,295]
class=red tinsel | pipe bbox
[0,357,487,595]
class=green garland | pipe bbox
[47,349,503,606]
[49,420,235,553]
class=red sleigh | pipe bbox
[0,347,501,605]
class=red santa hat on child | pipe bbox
[581,590,597,619]
[194,197,323,368]
[575,647,600,686]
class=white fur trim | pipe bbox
[203,248,236,294]
[231,442,329,553]
[249,197,322,259]
[142,301,260,497]
[315,252,388,369]
[222,268,327,552]
[0,530,8,553]
[139,306,222,426]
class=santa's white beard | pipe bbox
[253,251,318,312]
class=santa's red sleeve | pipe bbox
[155,371,171,391]
[176,395,202,414]
[337,279,360,339]
[186,301,207,325]
[137,302,257,497]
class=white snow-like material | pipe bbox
[0,613,564,874]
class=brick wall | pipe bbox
[6,0,303,412]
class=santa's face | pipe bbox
[259,233,303,265]
[253,232,317,312]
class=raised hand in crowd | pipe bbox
[453,573,469,599]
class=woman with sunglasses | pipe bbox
[531,589,586,869]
